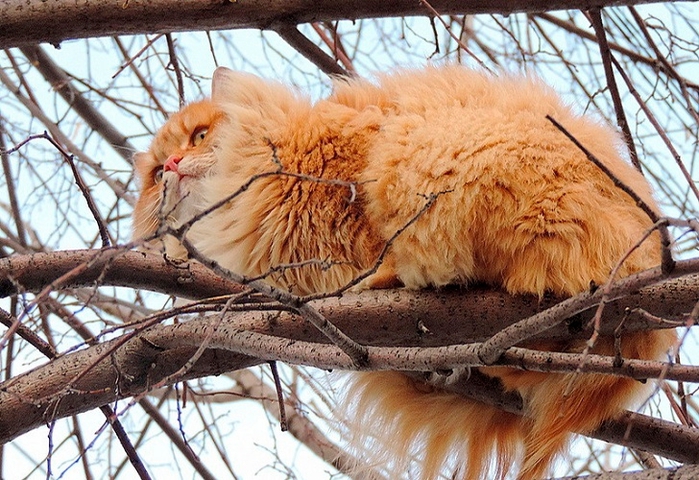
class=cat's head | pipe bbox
[132,99,226,240]
[132,67,293,241]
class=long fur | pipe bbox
[133,65,676,479]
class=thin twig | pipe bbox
[311,23,356,74]
[534,12,699,91]
[0,308,56,358]
[113,36,169,120]
[112,34,164,80]
[586,8,641,171]
[608,53,699,204]
[6,132,111,247]
[545,114,675,275]
[585,219,668,354]
[627,6,699,125]
[20,44,136,161]
[268,361,288,431]
[419,0,492,73]
[302,190,451,301]
[0,67,132,203]
[99,405,152,480]
[165,34,185,108]
[0,121,27,247]
[137,398,219,480]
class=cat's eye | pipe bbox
[153,167,164,183]
[191,127,208,147]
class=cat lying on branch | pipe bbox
[133,65,676,480]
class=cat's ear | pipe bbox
[133,151,148,166]
[132,151,155,182]
[211,67,263,104]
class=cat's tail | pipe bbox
[508,328,677,480]
[341,329,676,480]
[341,371,524,480]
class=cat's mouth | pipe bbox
[160,171,201,223]
[163,171,200,200]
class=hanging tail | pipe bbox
[341,329,675,480]
[341,371,524,480]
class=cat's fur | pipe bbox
[133,65,676,479]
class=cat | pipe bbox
[133,65,677,480]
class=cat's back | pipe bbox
[331,66,561,119]
[350,66,658,294]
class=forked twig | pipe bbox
[4,132,111,247]
[272,23,351,78]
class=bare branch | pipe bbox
[0,249,244,300]
[1,0,691,49]
[19,45,136,162]
[272,23,351,77]
[586,8,640,170]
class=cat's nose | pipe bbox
[164,155,182,173]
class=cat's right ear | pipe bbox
[211,67,263,104]
[211,67,269,105]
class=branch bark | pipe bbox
[560,464,699,479]
[2,250,697,344]
[0,249,244,300]
[1,250,697,461]
[0,0,687,49]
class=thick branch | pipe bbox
[410,371,699,465]
[0,0,684,49]
[0,328,261,442]
[559,464,699,479]
[1,250,697,458]
[1,314,695,460]
[0,249,244,300]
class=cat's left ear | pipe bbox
[211,67,261,104]
[132,152,153,181]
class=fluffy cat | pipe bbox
[133,65,676,479]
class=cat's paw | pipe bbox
[427,366,472,387]
[355,259,403,291]
[164,235,189,265]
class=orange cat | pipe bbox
[133,65,676,479]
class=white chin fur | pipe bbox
[162,172,207,229]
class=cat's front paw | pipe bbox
[163,234,189,265]
[427,366,472,387]
[354,256,403,291]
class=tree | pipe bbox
[0,1,697,478]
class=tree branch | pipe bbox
[0,249,244,300]
[1,249,697,461]
[19,45,136,162]
[0,312,694,460]
[272,23,351,77]
[1,0,689,49]
[559,464,699,479]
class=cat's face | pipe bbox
[132,100,226,239]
